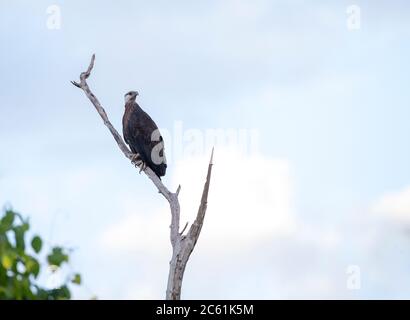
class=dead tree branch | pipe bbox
[71,54,213,300]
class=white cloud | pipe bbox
[95,149,301,298]
[372,186,410,224]
[99,149,295,256]
[45,149,410,300]
[96,150,352,299]
[176,149,296,250]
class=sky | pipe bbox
[1,0,410,299]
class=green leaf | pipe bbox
[31,236,42,253]
[13,224,29,252]
[0,210,15,231]
[25,256,40,278]
[21,277,34,299]
[0,234,11,252]
[47,247,69,267]
[59,285,71,299]
[0,286,13,299]
[34,286,49,300]
[13,277,22,300]
[72,273,81,285]
[1,254,13,269]
[48,285,71,300]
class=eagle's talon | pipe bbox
[139,162,147,173]
[130,154,141,166]
[132,160,144,169]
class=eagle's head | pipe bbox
[124,91,139,104]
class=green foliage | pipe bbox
[72,273,81,285]
[47,247,69,267]
[0,208,82,300]
[31,236,42,254]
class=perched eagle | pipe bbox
[122,91,167,178]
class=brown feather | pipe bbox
[123,101,167,177]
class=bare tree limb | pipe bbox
[166,150,214,300]
[71,54,133,161]
[71,55,213,300]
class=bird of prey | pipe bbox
[122,91,167,178]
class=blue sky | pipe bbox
[1,0,410,299]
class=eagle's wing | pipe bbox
[123,103,167,177]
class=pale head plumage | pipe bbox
[124,91,139,104]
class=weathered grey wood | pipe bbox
[166,148,213,300]
[71,55,213,300]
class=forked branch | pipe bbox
[71,55,213,300]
